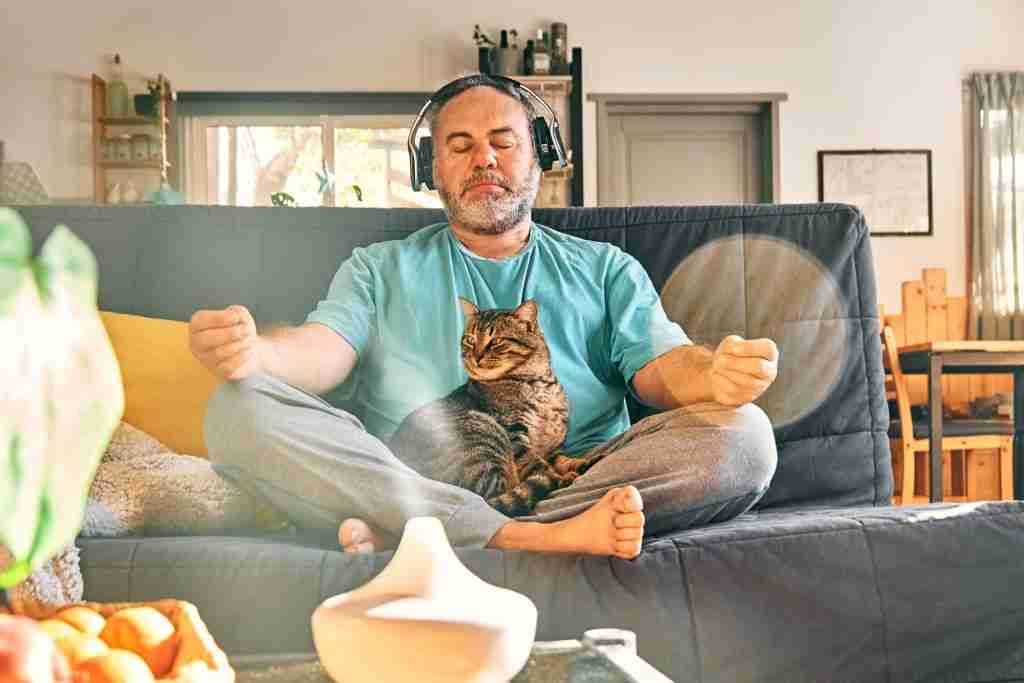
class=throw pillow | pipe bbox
[100,311,220,457]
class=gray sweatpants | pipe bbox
[204,373,778,549]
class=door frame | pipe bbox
[588,93,788,205]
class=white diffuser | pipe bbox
[312,517,538,683]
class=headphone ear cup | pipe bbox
[417,136,435,190]
[531,118,557,172]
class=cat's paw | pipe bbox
[559,471,580,485]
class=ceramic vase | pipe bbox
[312,517,537,683]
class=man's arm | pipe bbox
[189,305,357,395]
[257,322,358,395]
[632,335,779,410]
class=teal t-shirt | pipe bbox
[305,222,690,455]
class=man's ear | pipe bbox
[513,300,538,323]
[458,297,478,325]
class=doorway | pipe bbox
[589,94,786,206]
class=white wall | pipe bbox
[2,0,1022,310]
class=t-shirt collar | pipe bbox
[448,223,536,263]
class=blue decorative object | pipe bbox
[148,181,185,205]
[316,160,336,195]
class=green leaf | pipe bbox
[36,225,98,305]
[0,208,31,263]
[7,433,21,491]
[0,208,31,314]
[0,558,31,587]
[0,209,123,589]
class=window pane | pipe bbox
[205,126,324,206]
[334,128,442,208]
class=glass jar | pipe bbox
[148,135,162,161]
[114,134,133,161]
[131,134,151,161]
[100,137,115,162]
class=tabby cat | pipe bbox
[389,298,604,516]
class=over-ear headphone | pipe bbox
[406,74,568,191]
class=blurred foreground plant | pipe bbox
[0,208,123,588]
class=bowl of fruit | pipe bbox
[1,600,233,683]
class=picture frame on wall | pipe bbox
[817,149,933,237]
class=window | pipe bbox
[181,115,442,208]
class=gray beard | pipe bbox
[438,166,541,236]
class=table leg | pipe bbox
[929,354,943,502]
[1015,367,1024,499]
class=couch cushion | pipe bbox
[101,311,218,456]
[77,501,1024,682]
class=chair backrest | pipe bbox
[881,325,915,448]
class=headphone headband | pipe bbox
[407,75,568,192]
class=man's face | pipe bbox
[431,87,541,235]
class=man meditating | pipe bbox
[190,74,779,560]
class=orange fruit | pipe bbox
[55,607,106,637]
[98,607,178,677]
[75,649,155,683]
[36,619,80,642]
[53,631,108,667]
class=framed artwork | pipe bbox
[817,149,933,236]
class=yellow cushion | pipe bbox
[100,311,220,457]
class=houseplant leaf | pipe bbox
[0,208,123,587]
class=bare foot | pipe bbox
[338,518,379,554]
[488,486,646,559]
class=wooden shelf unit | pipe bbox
[91,73,177,203]
[99,160,164,170]
[504,49,583,207]
[99,115,169,126]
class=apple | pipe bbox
[0,615,70,683]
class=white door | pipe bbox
[597,102,767,206]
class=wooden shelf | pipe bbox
[542,163,574,180]
[100,160,163,169]
[516,74,572,83]
[92,73,177,203]
[99,116,167,126]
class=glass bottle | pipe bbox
[523,39,535,76]
[107,54,130,118]
[550,23,568,74]
[532,29,550,75]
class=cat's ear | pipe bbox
[513,300,538,323]
[458,297,478,323]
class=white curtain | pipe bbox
[970,72,1024,340]
[176,115,208,204]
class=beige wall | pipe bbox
[2,1,1022,310]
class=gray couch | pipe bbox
[17,203,1024,683]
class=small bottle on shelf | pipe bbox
[550,23,568,74]
[523,40,535,75]
[107,54,130,118]
[532,29,550,75]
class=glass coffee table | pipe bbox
[231,629,673,682]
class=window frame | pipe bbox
[180,113,427,207]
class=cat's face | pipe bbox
[458,299,547,381]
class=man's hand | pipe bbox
[188,305,264,381]
[709,335,779,406]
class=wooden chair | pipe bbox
[881,325,1014,505]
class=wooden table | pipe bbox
[230,629,674,682]
[898,341,1024,502]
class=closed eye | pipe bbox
[489,339,529,354]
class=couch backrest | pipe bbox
[16,203,892,510]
